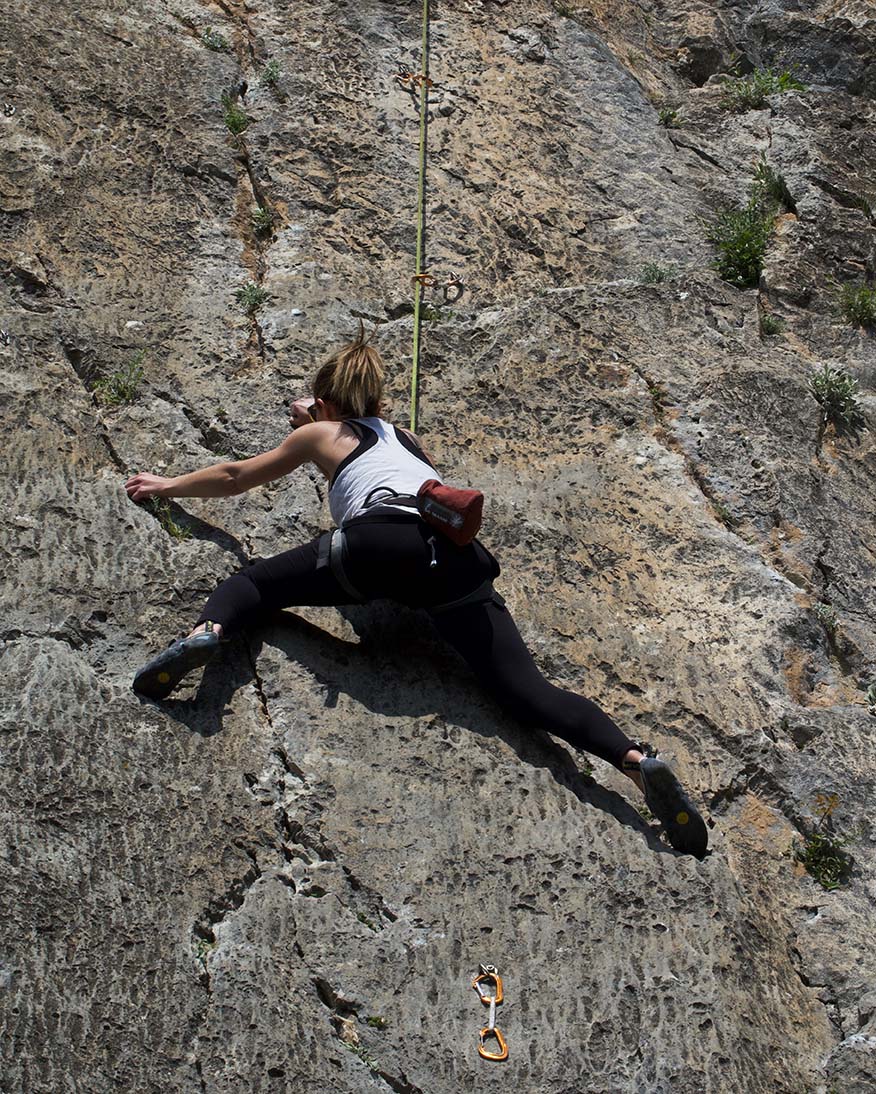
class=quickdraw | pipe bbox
[411,270,464,304]
[471,963,508,1061]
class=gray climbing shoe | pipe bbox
[631,757,709,858]
[133,629,220,700]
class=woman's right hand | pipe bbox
[125,472,174,501]
[289,398,315,429]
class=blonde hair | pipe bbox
[312,321,385,418]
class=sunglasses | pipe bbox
[308,402,318,418]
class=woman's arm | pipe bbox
[124,428,316,501]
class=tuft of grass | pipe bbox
[251,205,274,235]
[721,66,806,112]
[202,28,230,52]
[147,498,192,540]
[711,499,738,527]
[759,312,785,337]
[553,1,577,15]
[366,1016,388,1030]
[639,262,674,284]
[814,601,838,636]
[794,793,851,891]
[658,107,679,128]
[259,60,281,87]
[810,363,864,433]
[235,282,268,314]
[221,93,248,135]
[346,1043,380,1072]
[93,350,145,406]
[838,283,876,330]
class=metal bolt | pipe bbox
[3,104,15,117]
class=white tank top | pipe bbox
[328,417,440,526]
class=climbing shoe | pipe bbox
[632,756,709,859]
[132,628,220,700]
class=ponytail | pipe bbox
[312,321,385,418]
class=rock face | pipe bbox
[2,1,875,1091]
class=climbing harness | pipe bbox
[315,521,503,615]
[472,964,508,1061]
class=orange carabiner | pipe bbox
[471,970,503,1005]
[478,1025,508,1061]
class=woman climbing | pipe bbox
[125,326,708,858]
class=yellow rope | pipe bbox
[410,0,430,432]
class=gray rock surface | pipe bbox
[1,0,875,1091]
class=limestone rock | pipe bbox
[2,1,875,1091]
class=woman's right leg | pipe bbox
[133,536,354,699]
[432,597,639,771]
[433,597,708,856]
[194,536,357,635]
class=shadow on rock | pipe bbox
[156,603,676,856]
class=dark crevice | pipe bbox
[244,639,275,728]
[667,134,724,171]
[192,854,262,944]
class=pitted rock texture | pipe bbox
[2,1,875,1091]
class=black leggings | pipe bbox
[196,514,637,770]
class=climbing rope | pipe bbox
[410,0,430,431]
[395,2,464,430]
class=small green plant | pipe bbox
[347,1043,380,1072]
[147,498,192,540]
[851,193,874,223]
[706,182,777,288]
[235,282,268,314]
[366,1016,388,1030]
[553,1,577,15]
[251,205,274,235]
[658,107,679,128]
[419,303,445,322]
[639,262,673,284]
[202,28,230,52]
[838,283,876,330]
[814,601,838,636]
[194,938,217,967]
[93,350,145,406]
[866,682,876,715]
[637,804,654,822]
[712,499,737,526]
[221,93,249,135]
[759,312,784,337]
[794,793,851,891]
[646,379,669,407]
[810,363,864,433]
[216,406,228,422]
[259,60,281,86]
[753,156,795,212]
[721,66,806,112]
[355,911,379,932]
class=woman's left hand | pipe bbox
[125,472,174,501]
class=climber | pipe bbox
[125,326,708,858]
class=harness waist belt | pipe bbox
[316,528,504,614]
